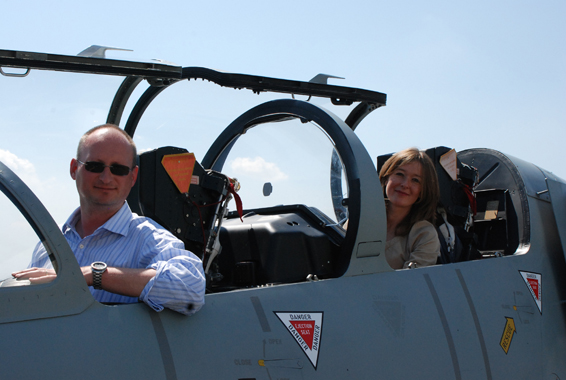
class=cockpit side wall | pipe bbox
[460,148,566,374]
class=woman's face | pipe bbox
[385,161,423,210]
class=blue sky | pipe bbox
[0,0,565,231]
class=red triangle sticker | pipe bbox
[527,278,539,300]
[290,320,315,349]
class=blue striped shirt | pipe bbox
[30,202,205,316]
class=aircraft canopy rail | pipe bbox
[0,49,387,106]
[0,49,181,79]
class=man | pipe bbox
[13,124,205,315]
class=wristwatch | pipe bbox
[91,261,107,290]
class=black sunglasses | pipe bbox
[77,160,133,176]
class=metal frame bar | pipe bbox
[106,76,144,125]
[0,49,387,135]
[201,99,389,277]
[0,50,181,78]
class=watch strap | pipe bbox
[93,270,103,289]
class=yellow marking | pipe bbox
[258,360,265,367]
[513,305,517,311]
[500,317,516,354]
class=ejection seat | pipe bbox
[127,146,240,284]
[423,147,480,263]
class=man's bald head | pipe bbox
[77,124,137,167]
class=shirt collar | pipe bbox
[62,202,133,237]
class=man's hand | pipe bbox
[12,267,57,284]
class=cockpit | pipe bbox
[0,49,534,293]
[128,126,532,294]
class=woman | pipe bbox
[380,148,440,269]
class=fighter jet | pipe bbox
[0,48,564,379]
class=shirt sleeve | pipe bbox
[138,234,206,316]
[404,220,440,269]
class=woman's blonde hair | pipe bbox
[379,147,440,236]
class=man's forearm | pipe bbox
[82,266,156,297]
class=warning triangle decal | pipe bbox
[290,320,315,349]
[275,312,323,369]
[519,271,542,314]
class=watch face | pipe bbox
[92,262,107,271]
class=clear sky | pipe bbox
[0,0,565,241]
